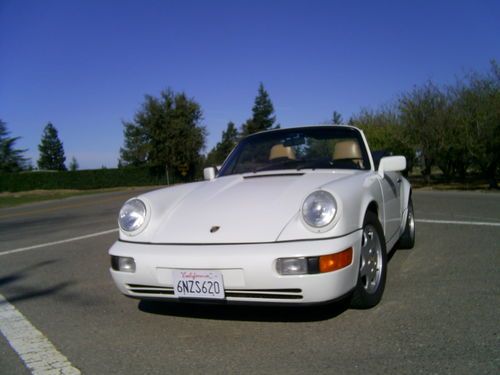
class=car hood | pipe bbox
[137,171,359,244]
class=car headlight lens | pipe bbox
[119,198,147,233]
[302,191,337,228]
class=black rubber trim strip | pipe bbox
[130,289,175,295]
[225,292,303,299]
[228,288,302,293]
[118,228,363,246]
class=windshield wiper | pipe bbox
[295,158,333,170]
[252,159,300,173]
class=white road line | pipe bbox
[0,293,81,374]
[0,229,118,257]
[416,219,500,227]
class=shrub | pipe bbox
[0,167,190,192]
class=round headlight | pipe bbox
[119,198,147,233]
[302,191,337,228]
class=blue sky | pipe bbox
[1,0,499,169]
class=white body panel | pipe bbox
[138,171,355,244]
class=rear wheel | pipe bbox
[351,211,387,309]
[397,198,415,249]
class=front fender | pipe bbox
[399,178,412,232]
[277,172,384,242]
[358,174,385,230]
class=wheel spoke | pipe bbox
[359,224,383,294]
[359,261,368,278]
[352,214,387,308]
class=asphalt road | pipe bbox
[0,189,499,374]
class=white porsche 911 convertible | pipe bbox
[109,125,415,309]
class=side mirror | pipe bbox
[378,156,406,178]
[203,167,216,181]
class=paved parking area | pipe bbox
[0,190,499,374]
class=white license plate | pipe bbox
[173,270,225,299]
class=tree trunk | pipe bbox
[422,157,432,185]
[487,162,498,189]
[486,161,498,189]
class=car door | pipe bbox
[379,171,402,243]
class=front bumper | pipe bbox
[109,230,362,304]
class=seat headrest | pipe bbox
[269,144,296,160]
[333,140,362,160]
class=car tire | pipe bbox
[397,197,415,249]
[350,211,387,309]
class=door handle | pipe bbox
[397,177,402,184]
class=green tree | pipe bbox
[69,156,79,171]
[398,82,451,183]
[332,110,343,125]
[120,89,206,179]
[0,119,29,172]
[206,121,239,166]
[435,93,470,180]
[349,107,414,168]
[120,120,149,167]
[38,123,67,171]
[241,83,278,136]
[452,60,500,188]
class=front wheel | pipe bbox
[350,211,387,309]
[397,197,415,249]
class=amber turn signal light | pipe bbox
[319,247,353,273]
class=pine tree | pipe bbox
[0,119,29,172]
[332,110,343,125]
[241,83,278,136]
[206,121,239,166]
[38,122,67,171]
[69,156,79,171]
[219,121,238,157]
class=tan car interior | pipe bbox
[269,144,296,160]
[267,139,364,169]
[333,140,364,168]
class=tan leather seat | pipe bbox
[269,144,296,160]
[333,140,363,167]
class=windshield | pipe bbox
[218,126,370,177]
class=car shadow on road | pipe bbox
[0,259,74,304]
[138,296,351,322]
[0,260,57,288]
[137,245,406,322]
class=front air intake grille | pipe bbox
[126,284,303,300]
[127,284,175,295]
[225,288,303,299]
